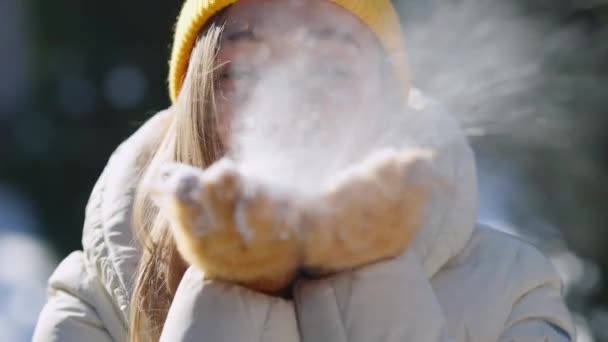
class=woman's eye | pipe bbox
[220,68,259,83]
[219,71,231,80]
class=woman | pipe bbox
[33,0,575,341]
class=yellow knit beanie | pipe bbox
[168,0,409,103]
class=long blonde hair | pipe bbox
[129,21,225,342]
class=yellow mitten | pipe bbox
[149,159,301,293]
[300,148,433,274]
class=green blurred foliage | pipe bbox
[3,1,180,253]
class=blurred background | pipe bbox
[0,0,606,341]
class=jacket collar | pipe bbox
[407,89,478,277]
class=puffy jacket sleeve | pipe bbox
[294,250,451,342]
[160,266,300,342]
[497,246,575,342]
[32,251,127,342]
[294,247,574,342]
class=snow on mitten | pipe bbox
[301,148,434,274]
[148,159,301,293]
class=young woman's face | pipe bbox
[214,0,397,145]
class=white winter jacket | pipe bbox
[33,91,575,342]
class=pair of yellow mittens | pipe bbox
[151,148,432,293]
